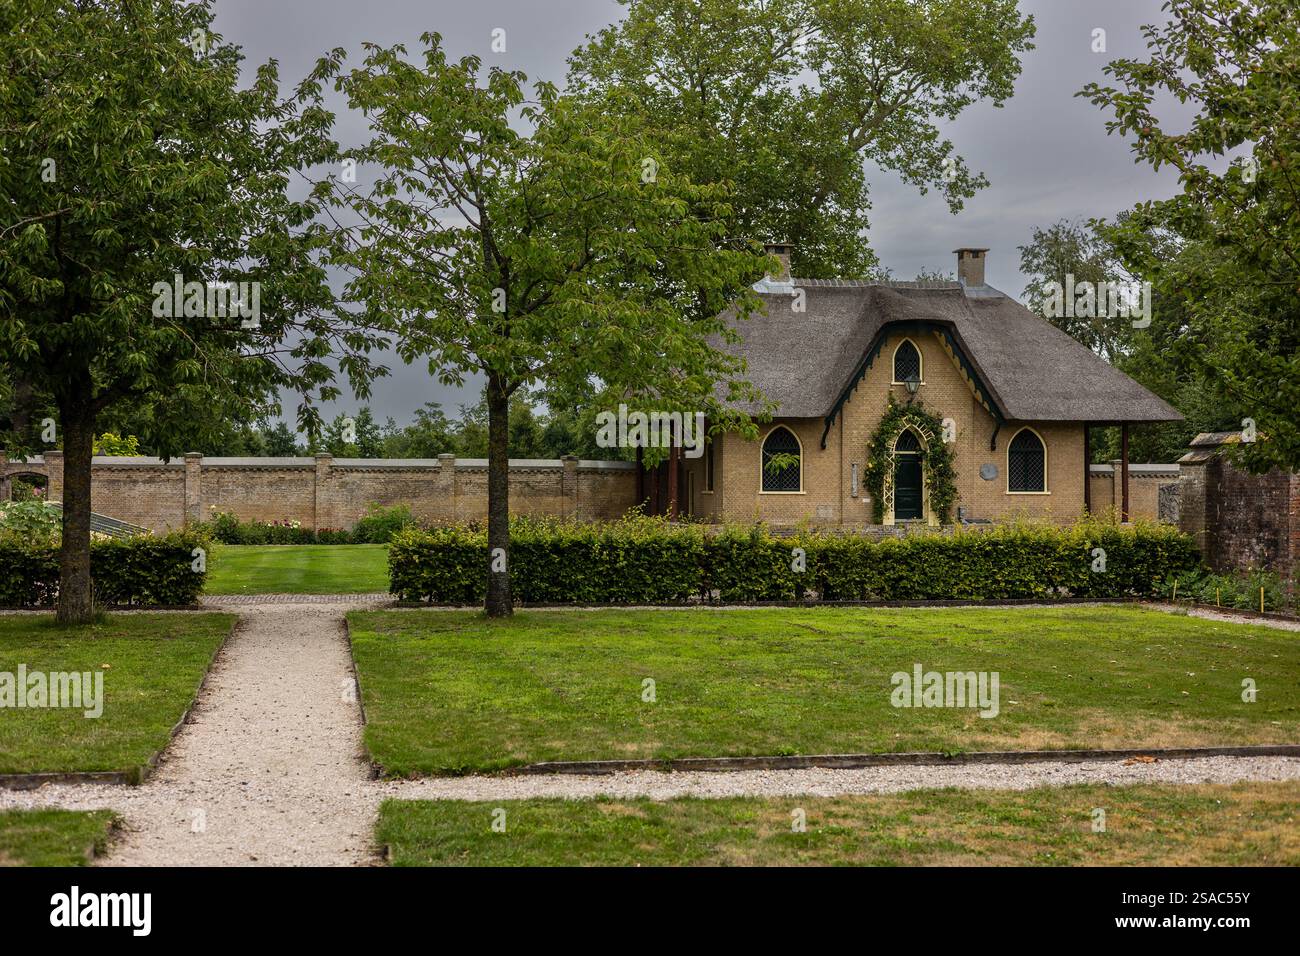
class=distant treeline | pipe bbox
[200,398,621,461]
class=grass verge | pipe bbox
[204,544,389,595]
[0,809,119,866]
[377,780,1300,866]
[0,613,234,775]
[348,606,1300,775]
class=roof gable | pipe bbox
[716,281,1181,425]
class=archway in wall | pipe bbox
[5,471,47,502]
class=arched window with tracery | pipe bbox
[761,427,801,492]
[893,339,922,384]
[1008,428,1047,493]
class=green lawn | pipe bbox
[348,606,1300,775]
[0,613,234,775]
[0,809,119,866]
[205,544,389,594]
[377,781,1300,866]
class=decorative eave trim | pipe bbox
[820,320,1006,449]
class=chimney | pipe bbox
[764,242,794,282]
[953,247,988,287]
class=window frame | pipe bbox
[891,337,925,386]
[758,425,804,495]
[1005,426,1049,495]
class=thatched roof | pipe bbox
[715,280,1181,424]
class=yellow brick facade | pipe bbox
[683,330,1089,526]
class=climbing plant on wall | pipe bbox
[864,396,958,524]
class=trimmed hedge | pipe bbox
[388,517,1200,605]
[389,516,706,605]
[0,531,208,607]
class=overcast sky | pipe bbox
[212,0,1190,427]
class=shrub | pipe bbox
[351,503,414,544]
[201,509,320,544]
[247,520,316,545]
[0,530,207,607]
[204,508,243,543]
[10,477,45,502]
[1155,566,1288,613]
[0,529,60,606]
[199,505,418,544]
[389,515,706,604]
[814,519,1199,601]
[703,524,808,601]
[0,500,61,542]
[387,516,1200,605]
[389,524,484,605]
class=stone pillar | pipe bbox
[184,452,203,526]
[437,454,456,523]
[1082,425,1091,514]
[561,455,579,519]
[1178,459,1209,559]
[1120,423,1131,522]
[43,449,63,504]
[313,453,333,532]
[1109,459,1124,516]
[0,450,8,502]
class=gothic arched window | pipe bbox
[761,427,802,492]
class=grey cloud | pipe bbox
[213,0,1187,425]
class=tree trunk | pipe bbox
[56,395,96,624]
[484,375,512,617]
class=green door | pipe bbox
[894,454,923,519]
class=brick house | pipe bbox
[642,246,1181,527]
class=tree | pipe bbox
[1080,0,1300,473]
[93,433,140,457]
[0,0,384,622]
[318,407,384,458]
[450,396,549,459]
[323,34,767,615]
[1018,216,1246,462]
[0,364,51,450]
[261,421,303,457]
[538,401,614,461]
[1017,219,1135,363]
[568,0,1036,277]
[379,403,459,459]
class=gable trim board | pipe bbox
[819,318,1006,450]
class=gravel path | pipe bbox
[199,593,391,606]
[0,601,383,866]
[377,755,1300,802]
[1,597,1297,866]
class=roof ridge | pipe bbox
[792,277,963,290]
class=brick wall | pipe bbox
[0,389,1179,536]
[1087,463,1180,522]
[1179,449,1299,592]
[0,452,637,533]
